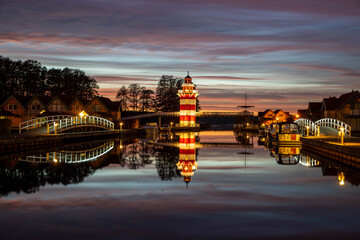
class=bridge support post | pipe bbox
[47,124,49,134]
[159,116,162,127]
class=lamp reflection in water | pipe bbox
[176,132,198,187]
[338,171,345,186]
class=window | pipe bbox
[32,105,35,110]
[91,105,101,112]
[13,105,17,110]
[8,104,12,110]
[75,105,79,111]
[37,105,41,110]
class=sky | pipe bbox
[1,0,360,113]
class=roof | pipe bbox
[87,96,115,111]
[308,102,322,113]
[322,97,339,111]
[0,110,21,117]
[2,95,32,109]
[335,90,360,109]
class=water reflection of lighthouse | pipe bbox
[176,132,198,187]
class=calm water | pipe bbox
[0,131,359,240]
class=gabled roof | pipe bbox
[308,102,322,113]
[27,95,52,107]
[2,95,32,109]
[69,97,90,107]
[45,96,70,110]
[322,97,338,111]
[335,90,360,109]
[86,96,114,112]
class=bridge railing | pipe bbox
[19,115,74,133]
[294,118,320,136]
[21,141,114,163]
[48,116,114,133]
[315,118,351,137]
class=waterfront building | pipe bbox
[258,109,289,126]
[177,73,199,128]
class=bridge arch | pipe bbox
[315,118,351,137]
[21,141,114,163]
[19,115,114,134]
[294,118,320,136]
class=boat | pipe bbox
[274,146,301,165]
[267,122,302,146]
[143,122,158,136]
[234,91,259,132]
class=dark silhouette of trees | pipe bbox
[154,146,181,181]
[116,84,154,112]
[116,86,129,110]
[155,75,183,112]
[0,55,99,100]
[0,162,96,197]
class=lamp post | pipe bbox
[120,122,123,130]
[306,125,309,137]
[170,122,173,129]
[340,127,344,145]
[54,122,58,134]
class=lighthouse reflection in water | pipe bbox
[176,132,198,187]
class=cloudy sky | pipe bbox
[1,0,360,112]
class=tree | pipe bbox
[128,84,142,111]
[155,75,183,112]
[139,88,154,112]
[116,86,129,110]
[0,55,99,100]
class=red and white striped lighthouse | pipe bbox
[177,72,199,127]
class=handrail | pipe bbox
[294,118,320,136]
[19,115,73,133]
[21,142,114,163]
[315,118,351,137]
[48,116,114,133]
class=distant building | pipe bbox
[258,109,290,126]
[307,102,322,120]
[301,90,360,135]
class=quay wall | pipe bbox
[301,137,360,167]
[0,129,143,154]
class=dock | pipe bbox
[301,136,360,167]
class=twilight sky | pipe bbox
[1,0,360,112]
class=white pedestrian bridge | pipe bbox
[294,118,351,137]
[19,115,114,134]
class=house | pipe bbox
[26,96,51,120]
[1,95,31,125]
[85,96,121,122]
[307,102,322,120]
[258,109,289,126]
[46,96,71,114]
[69,98,89,115]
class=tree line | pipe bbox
[1,55,200,112]
[117,75,200,112]
[0,55,99,100]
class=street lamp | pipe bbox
[120,122,123,130]
[306,125,309,137]
[170,122,173,129]
[339,127,344,145]
[54,122,58,134]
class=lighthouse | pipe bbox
[177,72,199,128]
